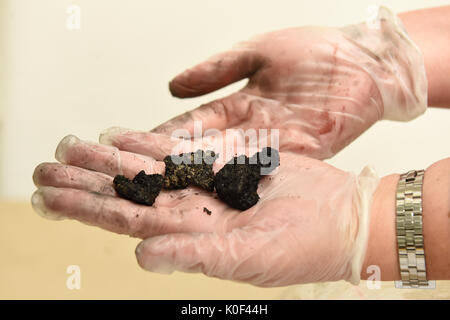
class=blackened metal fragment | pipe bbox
[113,170,163,206]
[163,150,217,191]
[214,147,280,211]
[214,155,260,211]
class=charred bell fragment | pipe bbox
[163,150,217,192]
[113,170,163,206]
[214,147,279,210]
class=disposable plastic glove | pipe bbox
[32,133,378,286]
[155,6,427,159]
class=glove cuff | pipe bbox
[340,6,428,121]
[348,165,379,285]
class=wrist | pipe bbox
[399,6,450,108]
[421,158,450,279]
[340,6,427,121]
[361,173,400,280]
[361,158,450,281]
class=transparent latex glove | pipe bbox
[155,6,427,159]
[32,133,379,287]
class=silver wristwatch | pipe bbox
[395,170,435,289]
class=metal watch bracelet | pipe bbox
[395,169,434,289]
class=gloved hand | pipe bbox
[154,6,427,159]
[32,133,378,286]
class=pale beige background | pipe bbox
[0,0,449,299]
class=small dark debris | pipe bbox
[163,150,218,191]
[113,170,163,206]
[113,148,280,212]
[214,147,279,211]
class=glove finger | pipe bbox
[169,45,263,98]
[150,92,260,136]
[31,186,246,238]
[32,161,228,207]
[100,126,263,167]
[33,162,117,196]
[55,134,164,177]
[100,128,196,161]
[151,98,231,136]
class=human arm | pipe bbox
[399,6,450,108]
[361,157,450,281]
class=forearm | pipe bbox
[361,157,450,281]
[399,6,450,108]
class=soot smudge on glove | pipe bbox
[113,170,163,206]
[214,147,280,210]
[163,150,218,192]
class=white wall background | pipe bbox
[1,0,449,200]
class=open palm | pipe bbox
[32,133,377,286]
[153,23,426,159]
